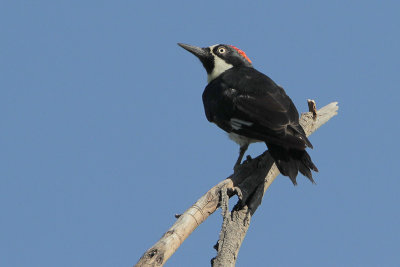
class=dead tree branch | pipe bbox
[212,101,339,266]
[135,101,338,267]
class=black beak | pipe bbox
[178,43,214,74]
[178,43,209,59]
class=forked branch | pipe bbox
[135,101,339,267]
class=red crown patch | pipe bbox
[229,45,252,64]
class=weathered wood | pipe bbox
[135,178,232,267]
[211,101,339,267]
[307,99,317,119]
[135,102,338,267]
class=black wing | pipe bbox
[202,67,312,149]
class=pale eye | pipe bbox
[218,47,226,54]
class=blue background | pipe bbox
[1,1,399,266]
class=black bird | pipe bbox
[178,43,318,185]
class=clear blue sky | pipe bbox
[1,1,399,266]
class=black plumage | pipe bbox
[178,43,318,184]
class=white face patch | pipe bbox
[230,118,253,130]
[207,45,233,83]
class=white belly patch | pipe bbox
[228,132,260,147]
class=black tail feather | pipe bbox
[266,143,318,185]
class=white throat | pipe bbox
[207,45,233,83]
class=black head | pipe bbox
[178,43,253,82]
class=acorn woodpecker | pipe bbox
[178,43,318,184]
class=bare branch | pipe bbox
[134,102,338,267]
[212,101,339,266]
[307,99,317,120]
